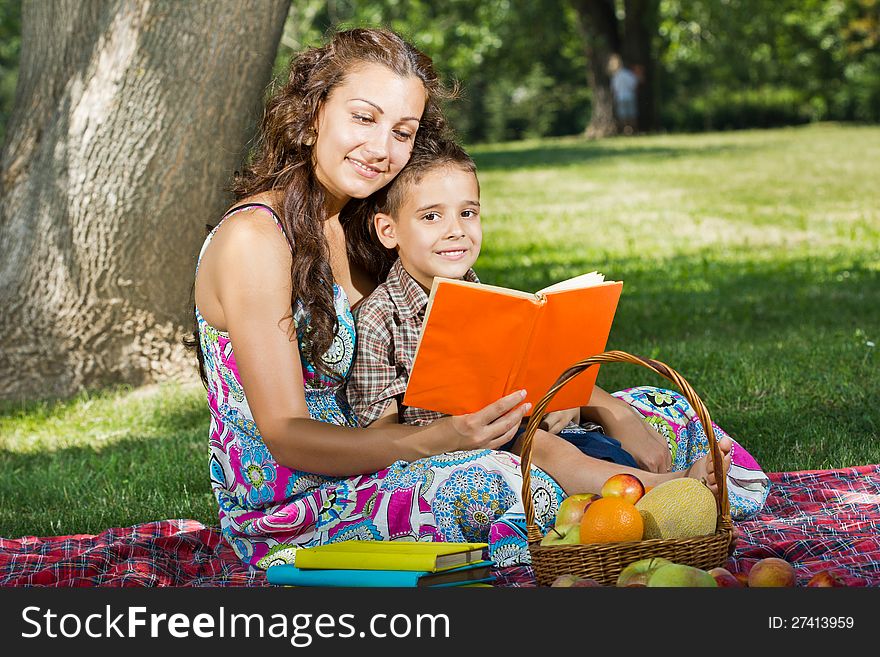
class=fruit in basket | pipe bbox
[540,524,581,546]
[616,557,673,587]
[634,477,716,539]
[600,474,645,505]
[708,567,743,587]
[747,557,796,587]
[579,497,644,544]
[647,563,717,587]
[555,493,599,532]
[805,569,846,587]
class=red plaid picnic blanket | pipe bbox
[2,464,879,587]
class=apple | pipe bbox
[806,569,847,587]
[708,567,743,587]
[616,557,673,587]
[555,493,599,532]
[570,577,603,587]
[647,563,717,587]
[734,572,750,587]
[550,574,580,587]
[747,557,796,587]
[600,473,645,505]
[540,524,581,546]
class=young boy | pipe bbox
[345,139,724,496]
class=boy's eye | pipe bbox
[461,209,479,219]
[421,212,441,222]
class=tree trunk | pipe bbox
[571,0,621,139]
[623,0,659,132]
[0,0,290,401]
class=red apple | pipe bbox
[806,569,847,587]
[708,567,743,587]
[734,572,750,587]
[600,473,645,505]
[555,493,599,531]
[748,557,796,587]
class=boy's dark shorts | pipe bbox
[500,423,638,468]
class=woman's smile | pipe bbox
[346,156,384,179]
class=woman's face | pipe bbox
[313,63,427,211]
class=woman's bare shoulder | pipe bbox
[211,193,289,261]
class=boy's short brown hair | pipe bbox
[376,137,478,219]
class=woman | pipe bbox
[193,28,562,569]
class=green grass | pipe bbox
[1,123,878,538]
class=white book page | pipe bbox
[538,271,605,295]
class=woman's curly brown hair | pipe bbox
[196,28,454,383]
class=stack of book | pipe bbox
[266,540,495,588]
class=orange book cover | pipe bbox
[403,272,623,416]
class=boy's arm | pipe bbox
[347,306,410,428]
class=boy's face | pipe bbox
[375,165,482,291]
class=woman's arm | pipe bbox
[580,386,671,473]
[207,213,527,476]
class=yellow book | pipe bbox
[293,540,489,572]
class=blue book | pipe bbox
[266,560,495,588]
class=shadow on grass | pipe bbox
[472,141,749,171]
[0,393,214,538]
[0,428,215,538]
[476,252,879,341]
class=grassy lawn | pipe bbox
[1,123,878,539]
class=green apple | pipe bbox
[615,557,673,587]
[647,563,717,587]
[540,524,581,546]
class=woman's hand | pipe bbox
[539,408,580,435]
[443,390,531,452]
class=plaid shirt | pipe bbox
[347,257,479,427]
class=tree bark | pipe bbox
[0,0,290,401]
[571,0,621,139]
[623,0,659,132]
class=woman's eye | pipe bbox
[353,113,374,124]
[393,129,413,141]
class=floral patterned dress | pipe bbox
[196,204,563,569]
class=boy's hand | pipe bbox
[539,408,580,435]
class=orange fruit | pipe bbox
[579,497,644,544]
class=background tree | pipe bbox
[570,0,659,138]
[0,0,290,401]
[0,0,21,145]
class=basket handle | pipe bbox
[519,350,730,540]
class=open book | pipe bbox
[402,272,623,416]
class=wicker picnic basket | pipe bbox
[519,350,735,586]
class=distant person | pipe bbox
[608,54,638,135]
